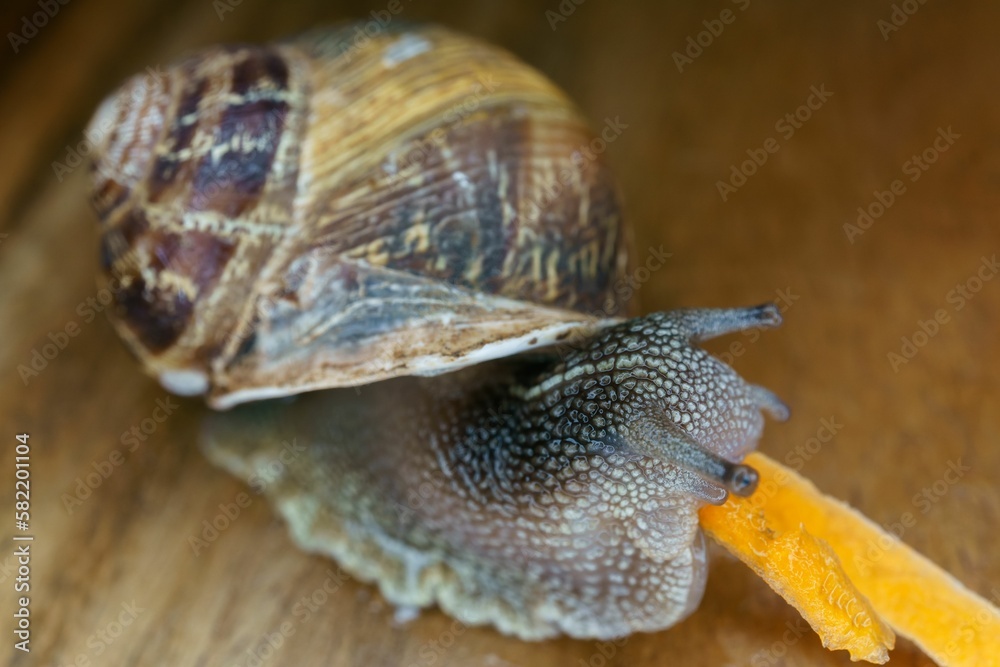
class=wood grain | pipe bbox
[2,1,998,666]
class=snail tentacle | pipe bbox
[656,428,760,502]
[680,303,783,342]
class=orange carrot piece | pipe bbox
[701,452,1000,667]
[700,468,894,662]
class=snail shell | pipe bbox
[88,24,789,641]
[89,24,627,409]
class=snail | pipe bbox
[87,23,789,640]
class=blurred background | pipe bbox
[1,1,998,665]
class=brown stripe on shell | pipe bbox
[114,275,194,353]
[232,48,289,94]
[177,47,292,217]
[148,229,236,296]
[473,112,526,293]
[103,218,236,353]
[99,236,119,274]
[91,177,130,221]
[189,96,289,217]
[568,160,623,314]
[99,208,149,273]
[146,47,291,212]
[147,75,209,201]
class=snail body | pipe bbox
[88,23,787,640]
[205,306,787,639]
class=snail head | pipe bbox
[525,304,790,505]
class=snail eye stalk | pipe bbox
[660,431,760,501]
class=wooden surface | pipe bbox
[2,1,998,665]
